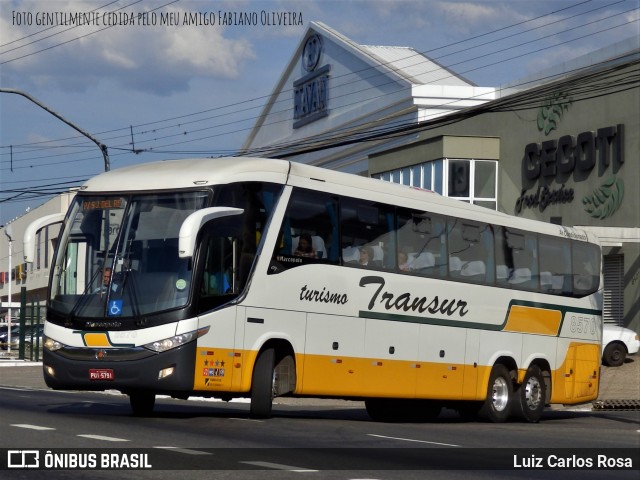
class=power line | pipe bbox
[1,2,637,172]
[0,0,619,157]
[104,15,640,158]
[0,0,123,53]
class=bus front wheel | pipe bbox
[250,348,276,419]
[479,365,513,423]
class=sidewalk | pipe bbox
[592,357,640,410]
[1,357,638,408]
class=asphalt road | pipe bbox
[0,382,638,480]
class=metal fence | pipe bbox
[0,287,44,361]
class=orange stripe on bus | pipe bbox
[503,305,562,335]
[83,332,111,347]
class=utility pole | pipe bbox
[4,224,13,355]
[0,88,110,171]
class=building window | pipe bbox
[448,160,470,197]
[374,158,497,209]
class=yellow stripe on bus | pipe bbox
[82,332,111,347]
[191,344,600,405]
[503,305,562,336]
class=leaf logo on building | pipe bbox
[582,175,624,219]
[537,92,573,136]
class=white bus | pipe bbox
[25,158,602,423]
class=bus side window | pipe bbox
[396,209,446,277]
[447,219,494,284]
[572,241,600,296]
[539,235,572,295]
[496,227,539,291]
[269,188,338,273]
[201,237,233,296]
[340,198,394,269]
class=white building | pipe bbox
[0,193,74,318]
[241,21,495,174]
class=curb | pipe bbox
[593,399,640,411]
[0,360,42,367]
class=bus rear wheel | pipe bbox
[513,365,546,423]
[479,365,513,423]
[129,391,155,417]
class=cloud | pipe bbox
[0,1,257,95]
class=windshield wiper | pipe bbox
[67,266,104,326]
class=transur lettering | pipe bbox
[359,276,469,317]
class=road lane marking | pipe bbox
[153,447,212,455]
[11,424,55,431]
[77,434,129,442]
[367,433,460,447]
[240,461,318,472]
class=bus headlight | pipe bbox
[143,330,199,353]
[43,336,64,352]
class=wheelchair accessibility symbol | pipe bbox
[108,299,123,316]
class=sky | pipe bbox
[0,0,639,226]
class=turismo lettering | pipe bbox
[299,285,348,305]
[359,276,469,317]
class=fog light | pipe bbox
[45,365,55,378]
[158,366,175,380]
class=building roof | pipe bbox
[241,21,480,156]
[359,45,475,86]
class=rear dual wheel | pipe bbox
[513,365,546,423]
[479,365,513,423]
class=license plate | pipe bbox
[89,369,114,381]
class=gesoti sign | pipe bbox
[516,124,625,215]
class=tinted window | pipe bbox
[572,241,601,296]
[340,197,394,269]
[448,219,494,283]
[396,209,447,277]
[270,188,338,274]
[495,227,539,290]
[539,236,572,295]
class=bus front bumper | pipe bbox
[42,342,196,394]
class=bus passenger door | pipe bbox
[192,226,242,394]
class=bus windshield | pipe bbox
[50,191,209,319]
